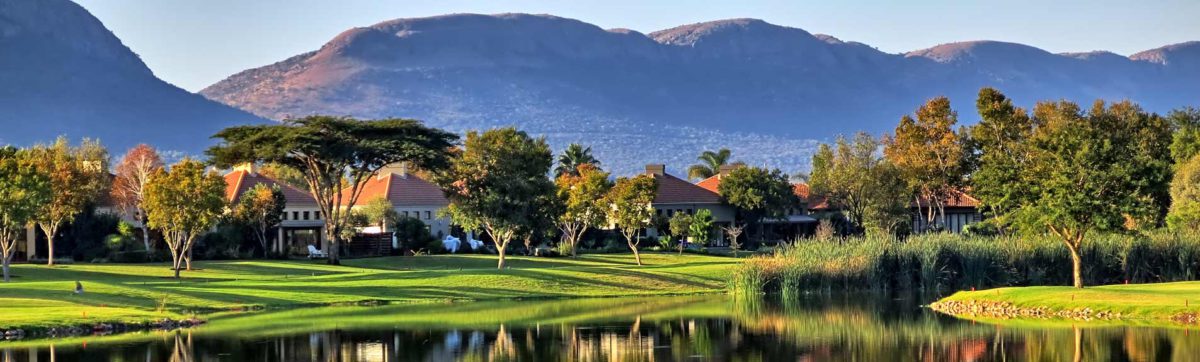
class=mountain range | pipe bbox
[3,3,1198,175]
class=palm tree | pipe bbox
[555,143,600,177]
[687,148,737,181]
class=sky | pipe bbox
[76,0,1200,92]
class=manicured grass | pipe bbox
[0,253,738,329]
[937,281,1200,323]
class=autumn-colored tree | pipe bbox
[434,128,555,269]
[1009,100,1171,288]
[112,144,164,251]
[554,164,612,257]
[144,159,227,278]
[884,96,968,232]
[31,137,110,266]
[968,88,1033,228]
[605,175,657,266]
[208,116,456,265]
[232,183,286,257]
[0,147,51,282]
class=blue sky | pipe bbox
[75,0,1200,92]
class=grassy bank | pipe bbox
[933,281,1200,324]
[732,231,1200,295]
[0,253,737,330]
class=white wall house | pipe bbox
[642,164,736,246]
[342,164,452,239]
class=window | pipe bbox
[687,209,694,215]
[425,211,432,220]
[282,212,287,220]
[667,210,674,217]
[403,211,410,217]
[303,211,310,220]
[315,212,321,220]
[292,211,299,220]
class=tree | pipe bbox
[0,147,51,282]
[605,175,657,266]
[884,96,968,232]
[668,211,692,254]
[258,162,309,190]
[809,133,909,235]
[112,144,164,251]
[688,209,714,254]
[722,224,745,256]
[1009,100,1171,288]
[554,144,600,178]
[232,184,286,257]
[31,137,110,266]
[968,88,1033,228]
[208,116,456,265]
[554,164,612,257]
[144,159,227,279]
[360,197,399,230]
[1168,154,1200,231]
[1168,107,1200,165]
[717,166,798,240]
[433,128,555,269]
[687,148,742,181]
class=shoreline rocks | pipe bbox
[930,300,1122,322]
[1,318,205,341]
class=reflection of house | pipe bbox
[225,164,327,254]
[340,164,452,239]
[643,164,735,245]
[696,165,816,242]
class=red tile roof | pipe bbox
[341,172,449,206]
[648,172,721,204]
[914,189,980,208]
[792,183,830,210]
[792,183,978,211]
[696,175,721,193]
[224,170,317,206]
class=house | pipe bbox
[643,164,735,245]
[225,164,327,255]
[792,182,983,234]
[340,163,452,239]
[696,165,817,241]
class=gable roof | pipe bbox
[224,170,318,207]
[792,183,830,210]
[696,175,721,193]
[649,172,722,204]
[341,172,449,207]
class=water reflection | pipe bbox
[4,294,1200,361]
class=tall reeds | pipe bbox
[730,230,1200,294]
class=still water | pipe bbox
[3,294,1199,361]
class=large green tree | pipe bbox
[208,116,457,265]
[968,88,1033,228]
[1168,107,1200,165]
[31,137,110,266]
[232,183,287,257]
[144,159,227,279]
[0,147,51,282]
[687,148,742,181]
[1168,154,1200,231]
[554,143,600,178]
[717,166,798,240]
[554,164,612,257]
[433,127,555,269]
[605,175,657,266]
[1010,100,1171,288]
[809,133,909,235]
[884,96,968,232]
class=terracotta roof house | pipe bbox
[696,165,817,241]
[224,164,328,255]
[643,164,735,245]
[793,181,983,234]
[340,163,452,239]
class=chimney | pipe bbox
[718,164,739,179]
[233,162,257,175]
[379,162,409,179]
[645,164,666,176]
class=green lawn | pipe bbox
[0,253,738,329]
[936,281,1200,323]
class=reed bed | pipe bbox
[731,230,1200,294]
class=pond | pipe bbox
[3,293,1199,361]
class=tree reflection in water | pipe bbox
[4,294,1200,361]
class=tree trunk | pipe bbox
[172,252,182,279]
[497,241,508,269]
[326,228,341,265]
[185,247,193,271]
[42,224,56,266]
[628,235,642,266]
[2,256,10,283]
[140,224,152,251]
[1069,244,1084,288]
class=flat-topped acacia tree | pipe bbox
[208,116,457,265]
[433,127,555,269]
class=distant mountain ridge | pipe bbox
[0,0,265,156]
[200,14,1198,175]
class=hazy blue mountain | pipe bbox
[201,14,1198,175]
[0,0,265,156]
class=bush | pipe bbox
[731,230,1200,295]
[393,217,437,253]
